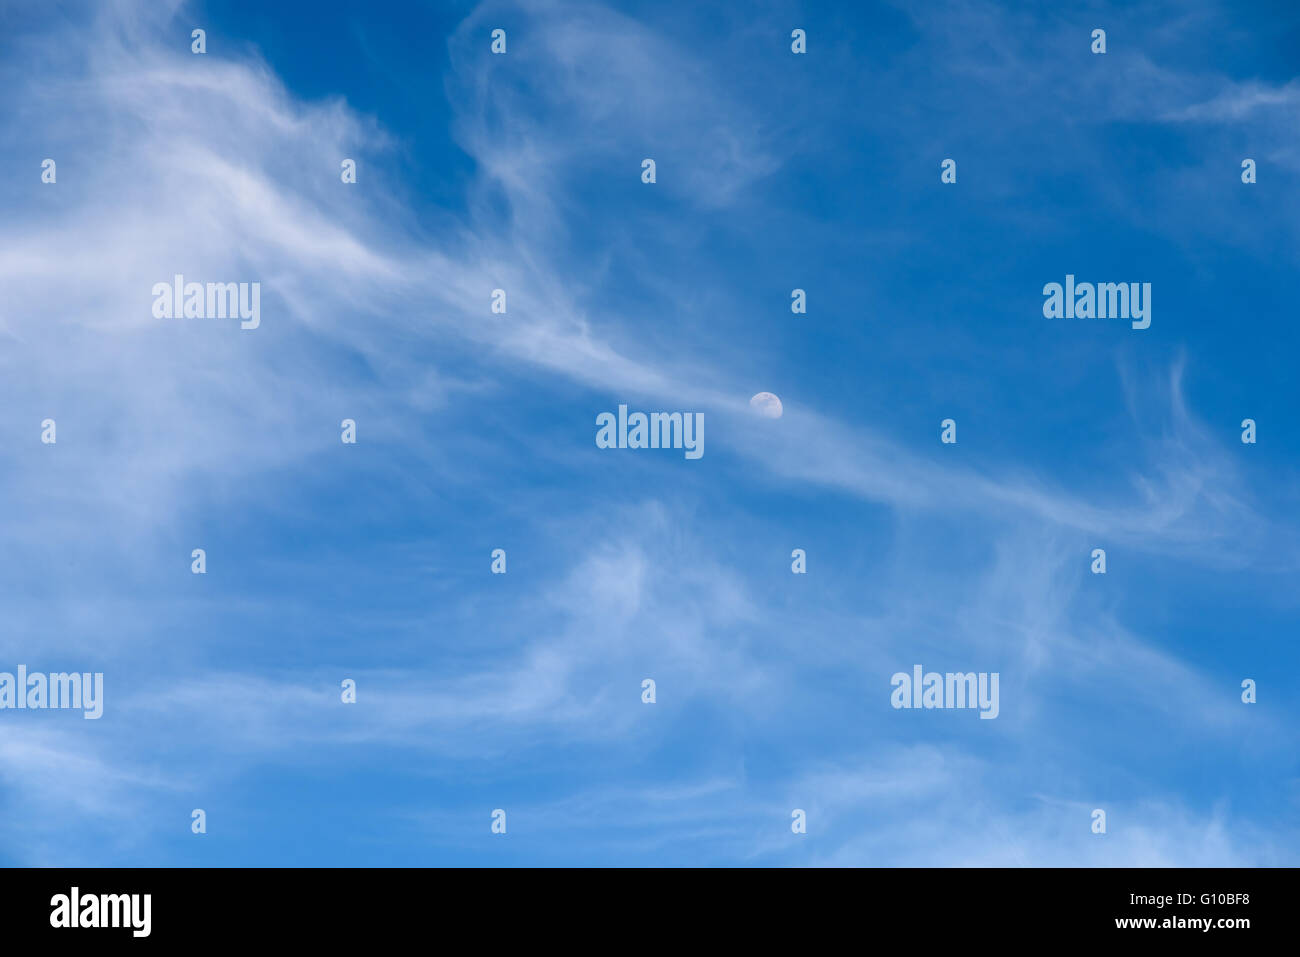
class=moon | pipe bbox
[749,392,783,419]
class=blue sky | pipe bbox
[0,0,1297,866]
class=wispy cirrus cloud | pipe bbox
[0,0,1293,867]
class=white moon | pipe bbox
[749,392,783,419]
